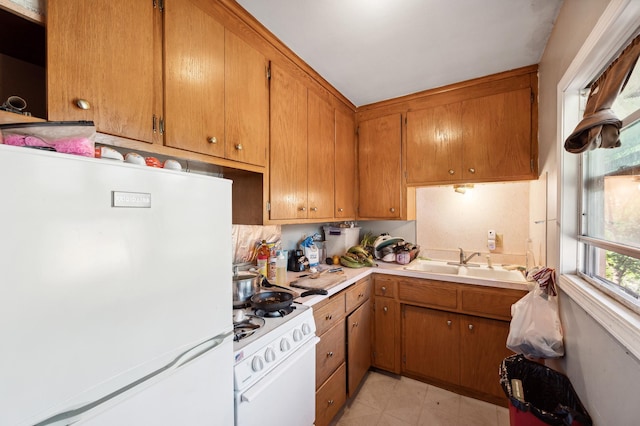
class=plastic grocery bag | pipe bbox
[506,268,564,358]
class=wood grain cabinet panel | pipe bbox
[374,275,398,298]
[334,108,357,219]
[164,0,225,156]
[373,298,400,373]
[398,279,458,309]
[347,299,371,396]
[316,363,347,426]
[316,320,346,387]
[357,113,403,219]
[459,314,514,400]
[345,277,371,313]
[313,294,346,336]
[402,305,461,385]
[224,29,269,166]
[47,0,156,144]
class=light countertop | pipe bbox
[281,260,530,307]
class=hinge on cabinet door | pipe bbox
[530,158,534,172]
[266,201,271,212]
[153,0,164,11]
[266,65,271,80]
[531,91,534,104]
[159,117,165,135]
[402,355,406,364]
[355,126,359,136]
[152,115,157,133]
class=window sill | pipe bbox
[558,274,640,361]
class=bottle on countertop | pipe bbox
[275,250,288,286]
[257,240,269,277]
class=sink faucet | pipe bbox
[459,248,481,265]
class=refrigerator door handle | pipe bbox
[33,331,233,426]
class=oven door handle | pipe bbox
[240,336,319,403]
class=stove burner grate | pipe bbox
[233,315,265,342]
[253,305,296,318]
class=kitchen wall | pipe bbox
[415,181,534,266]
[538,0,640,424]
[7,0,43,15]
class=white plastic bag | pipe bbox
[506,268,564,358]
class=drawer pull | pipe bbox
[207,136,217,144]
[447,320,452,326]
[383,306,388,313]
[468,167,476,174]
[328,399,334,406]
[353,321,359,328]
[448,169,455,175]
[358,293,364,299]
[326,351,334,358]
[468,324,474,330]
[75,98,90,110]
[235,143,243,150]
[325,314,332,321]
[381,286,387,293]
[338,208,344,212]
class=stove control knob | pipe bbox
[301,323,312,335]
[293,329,303,342]
[280,338,291,352]
[251,356,264,372]
[265,348,276,363]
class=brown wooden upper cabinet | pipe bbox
[406,70,537,185]
[269,63,335,221]
[358,113,409,220]
[48,0,268,168]
[47,0,156,144]
[334,109,357,219]
[164,2,268,167]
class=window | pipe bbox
[580,61,640,310]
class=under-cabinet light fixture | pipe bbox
[453,184,474,194]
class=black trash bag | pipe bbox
[500,355,592,426]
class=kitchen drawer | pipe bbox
[315,362,347,426]
[314,294,345,336]
[316,319,346,388]
[460,286,526,320]
[345,276,371,313]
[398,278,458,309]
[374,275,397,298]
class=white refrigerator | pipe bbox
[0,144,234,425]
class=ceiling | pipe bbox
[236,0,563,107]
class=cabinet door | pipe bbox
[307,90,335,220]
[334,109,356,219]
[269,64,308,220]
[402,306,460,385]
[373,299,399,373]
[47,0,155,143]
[461,87,532,180]
[224,30,269,166]
[459,315,513,401]
[358,114,402,219]
[164,0,225,156]
[347,299,371,396]
[406,103,463,184]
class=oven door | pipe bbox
[235,336,319,426]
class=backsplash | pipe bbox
[416,181,534,266]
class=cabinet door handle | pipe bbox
[353,321,359,328]
[235,143,243,150]
[468,324,474,330]
[389,207,396,213]
[299,207,306,212]
[358,293,364,299]
[326,351,333,358]
[338,208,344,212]
[448,169,455,175]
[75,98,91,110]
[383,306,388,313]
[325,314,332,321]
[207,136,218,144]
[447,320,452,326]
[328,399,334,406]
[311,207,318,212]
[468,167,476,174]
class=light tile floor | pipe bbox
[331,371,510,426]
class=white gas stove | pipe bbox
[233,301,318,426]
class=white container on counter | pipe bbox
[323,226,360,257]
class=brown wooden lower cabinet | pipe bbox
[316,363,347,426]
[371,274,524,406]
[347,299,371,396]
[316,320,346,386]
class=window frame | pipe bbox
[558,0,640,361]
